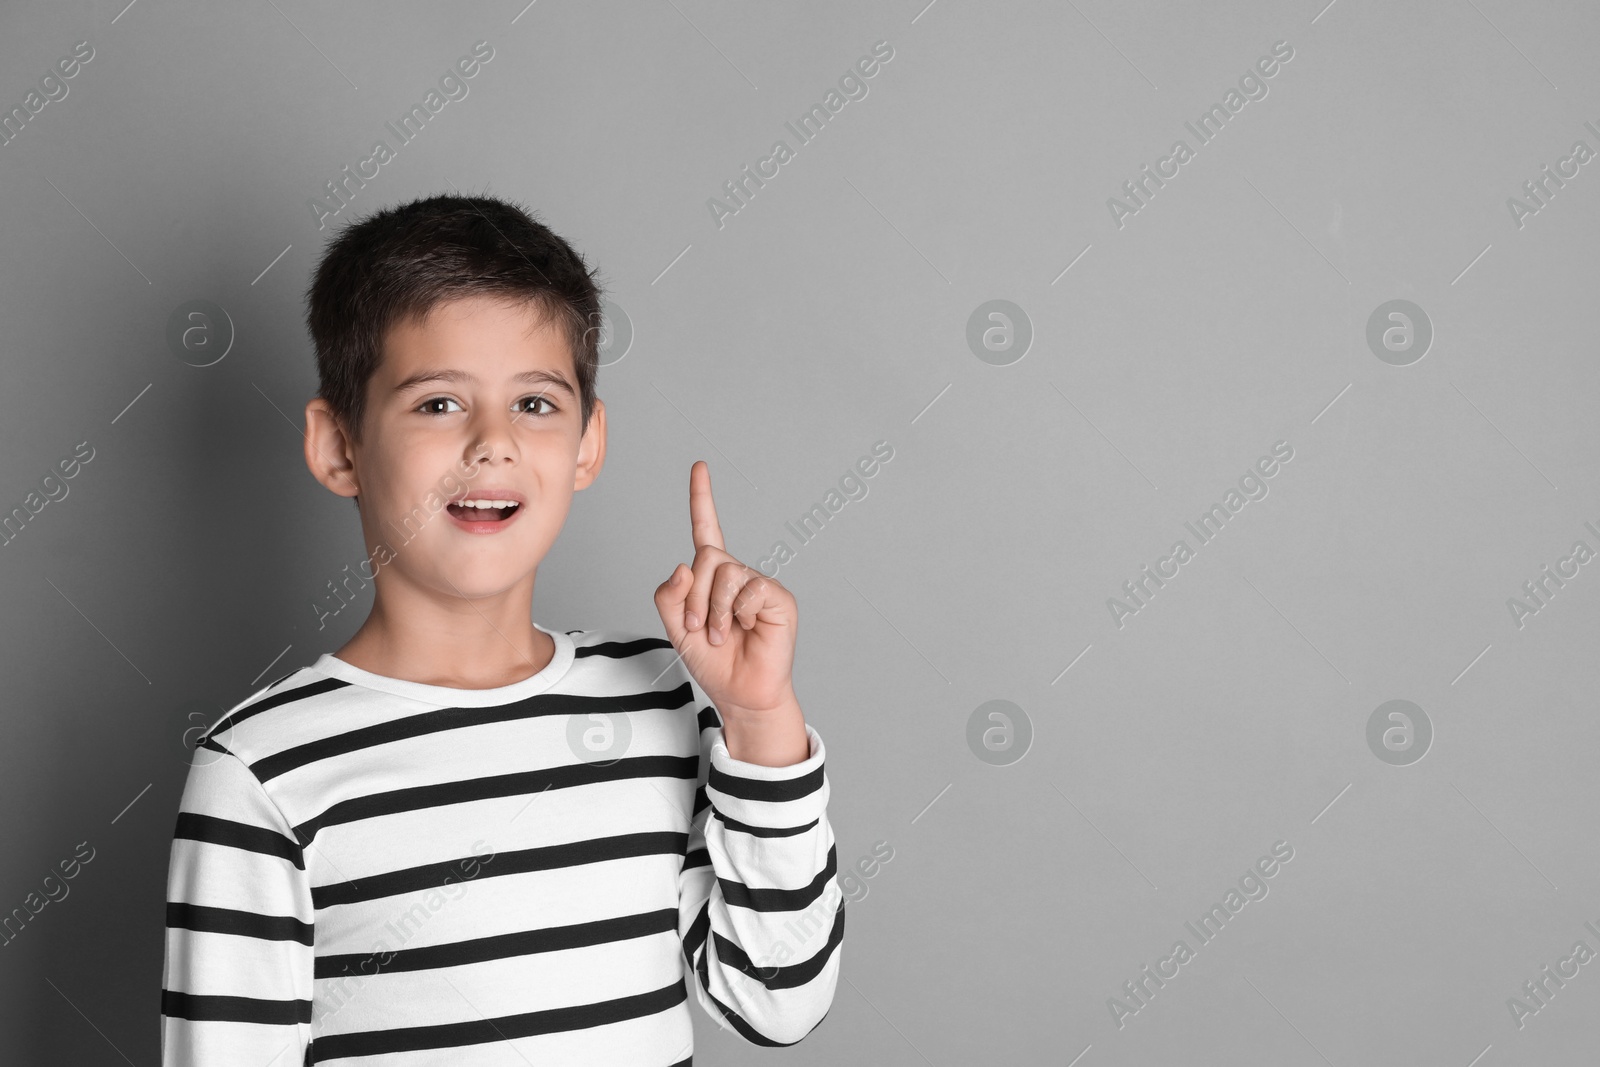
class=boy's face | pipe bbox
[329,293,605,601]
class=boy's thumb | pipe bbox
[654,563,692,645]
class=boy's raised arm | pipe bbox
[161,745,315,1065]
[676,672,845,1045]
[654,459,845,1043]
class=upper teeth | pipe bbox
[459,500,516,508]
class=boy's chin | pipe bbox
[428,561,539,601]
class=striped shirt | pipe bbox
[160,625,844,1065]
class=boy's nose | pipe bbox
[468,414,521,464]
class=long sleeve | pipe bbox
[161,743,315,1066]
[676,679,844,1046]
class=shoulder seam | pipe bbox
[194,746,303,846]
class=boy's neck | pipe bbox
[332,580,556,690]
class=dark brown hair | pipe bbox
[305,192,603,443]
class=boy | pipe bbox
[160,194,844,1064]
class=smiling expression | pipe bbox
[346,293,606,600]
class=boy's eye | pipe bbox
[416,396,557,416]
[515,395,558,417]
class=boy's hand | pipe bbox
[654,461,810,766]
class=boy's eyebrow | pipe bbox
[392,368,577,397]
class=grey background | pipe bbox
[1,0,1597,1063]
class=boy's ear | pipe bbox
[573,396,607,491]
[303,397,361,500]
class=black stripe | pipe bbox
[712,810,819,838]
[684,847,710,871]
[264,668,304,691]
[668,1057,692,1067]
[713,897,844,989]
[166,902,314,945]
[695,947,796,1047]
[306,979,687,1061]
[696,705,721,733]
[312,831,687,908]
[314,907,678,978]
[252,684,692,783]
[174,813,305,869]
[683,899,711,962]
[708,761,824,804]
[718,845,837,913]
[575,636,672,659]
[692,785,709,817]
[202,677,350,745]
[162,989,312,1024]
[292,754,698,845]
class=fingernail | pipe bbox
[708,625,724,646]
[685,611,699,630]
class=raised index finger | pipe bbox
[689,460,725,552]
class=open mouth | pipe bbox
[446,500,521,523]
